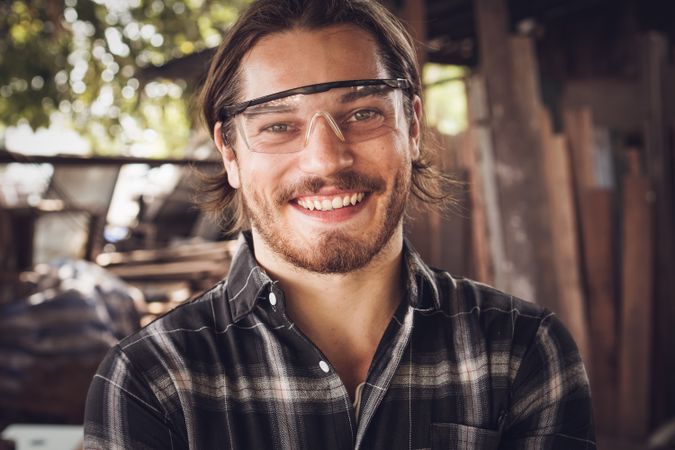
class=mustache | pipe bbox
[275,170,386,205]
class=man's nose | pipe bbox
[297,112,354,176]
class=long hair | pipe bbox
[197,0,455,234]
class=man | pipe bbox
[85,0,595,448]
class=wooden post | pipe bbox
[466,74,504,286]
[539,108,590,363]
[618,150,655,439]
[473,0,560,310]
[563,108,597,190]
[581,189,618,434]
[564,107,618,433]
[462,126,492,284]
[641,32,675,425]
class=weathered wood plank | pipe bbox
[581,189,618,433]
[618,151,655,439]
[641,32,675,426]
[467,74,503,286]
[474,0,559,308]
[563,106,619,433]
[96,240,238,266]
[106,260,230,280]
[461,127,492,283]
[563,107,596,190]
[540,109,590,363]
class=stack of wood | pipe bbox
[564,108,657,444]
[95,239,239,325]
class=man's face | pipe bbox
[216,25,421,273]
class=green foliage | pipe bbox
[0,0,250,156]
[423,64,468,136]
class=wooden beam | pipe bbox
[562,80,642,134]
[106,260,230,280]
[563,107,597,190]
[580,189,618,434]
[641,32,675,425]
[96,240,238,266]
[0,149,219,167]
[473,0,560,309]
[618,151,655,439]
[461,125,492,284]
[539,112,590,364]
[563,107,619,433]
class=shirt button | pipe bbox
[268,292,277,306]
[319,360,330,373]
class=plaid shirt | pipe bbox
[84,233,595,449]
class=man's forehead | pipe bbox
[238,25,388,101]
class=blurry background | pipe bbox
[0,0,673,449]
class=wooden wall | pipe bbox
[398,0,675,448]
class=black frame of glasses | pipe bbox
[218,78,410,121]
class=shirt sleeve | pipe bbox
[499,313,596,449]
[84,346,184,450]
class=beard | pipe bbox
[242,167,410,274]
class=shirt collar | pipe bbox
[225,231,274,322]
[401,237,443,310]
[225,231,445,322]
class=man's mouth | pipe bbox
[295,192,366,211]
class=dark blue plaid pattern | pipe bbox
[84,233,595,449]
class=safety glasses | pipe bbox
[219,78,410,154]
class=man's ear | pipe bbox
[409,95,422,160]
[214,122,241,189]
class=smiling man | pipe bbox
[84,1,595,449]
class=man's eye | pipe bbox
[348,109,379,122]
[263,123,291,133]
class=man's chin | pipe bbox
[263,228,394,275]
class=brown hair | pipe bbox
[198,0,455,234]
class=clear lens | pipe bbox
[234,85,403,154]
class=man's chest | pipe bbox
[157,314,507,450]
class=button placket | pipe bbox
[281,312,356,443]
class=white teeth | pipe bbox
[342,196,350,207]
[297,193,366,211]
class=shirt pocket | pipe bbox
[431,423,501,450]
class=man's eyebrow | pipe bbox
[339,86,389,103]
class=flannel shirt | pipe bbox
[84,232,595,449]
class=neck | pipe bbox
[251,226,406,398]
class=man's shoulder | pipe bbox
[421,269,560,346]
[420,270,583,374]
[429,270,549,320]
[114,281,231,360]
[404,242,547,326]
